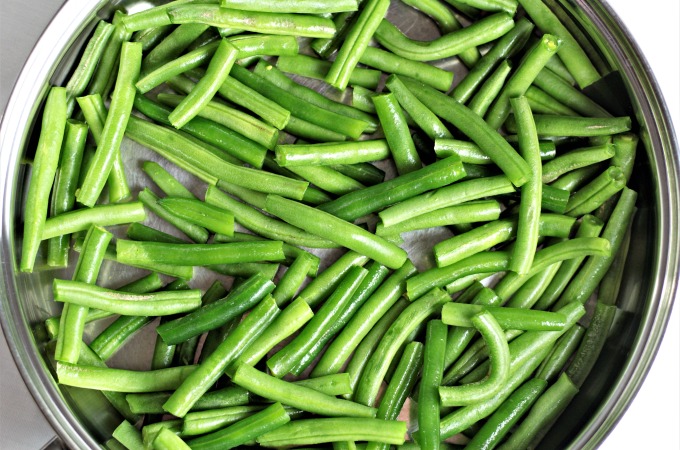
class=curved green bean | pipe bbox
[56,362,196,392]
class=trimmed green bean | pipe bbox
[153,428,191,450]
[257,418,406,447]
[287,164,366,196]
[374,13,514,61]
[468,60,513,117]
[326,0,390,90]
[442,303,567,330]
[276,140,388,167]
[533,68,610,117]
[542,144,615,183]
[401,77,531,187]
[485,35,561,130]
[126,386,249,415]
[138,188,209,244]
[167,5,336,38]
[504,261,562,309]
[157,273,275,344]
[517,0,600,88]
[508,96,542,275]
[158,198,233,236]
[564,166,626,217]
[182,405,264,436]
[133,25,173,52]
[57,362,196,392]
[497,373,579,449]
[416,320,447,450]
[163,296,280,417]
[113,420,144,450]
[267,195,407,269]
[374,93,422,175]
[88,12,132,100]
[77,42,141,207]
[126,116,309,199]
[360,47,453,92]
[143,23,209,75]
[277,54,381,90]
[204,185,337,248]
[352,85,378,113]
[319,155,466,221]
[505,114,632,137]
[268,266,368,377]
[551,164,602,193]
[525,85,579,116]
[142,161,195,200]
[451,17,534,103]
[91,315,152,361]
[47,120,88,267]
[354,288,451,407]
[271,254,315,305]
[232,364,377,418]
[20,87,67,272]
[537,324,585,382]
[41,202,146,240]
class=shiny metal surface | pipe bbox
[0,1,678,449]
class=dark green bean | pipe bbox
[536,324,585,382]
[533,67,611,117]
[468,60,513,117]
[542,144,615,183]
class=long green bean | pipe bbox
[360,47,454,92]
[57,362,197,392]
[42,202,146,240]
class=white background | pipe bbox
[1,0,679,449]
[599,1,680,449]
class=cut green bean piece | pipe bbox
[505,114,632,137]
[542,144,615,183]
[91,315,152,361]
[277,54,381,90]
[232,364,377,418]
[142,23,209,75]
[257,418,406,447]
[267,195,407,269]
[158,273,274,345]
[20,87,67,272]
[113,420,144,450]
[373,93,422,175]
[360,47,453,92]
[271,254,317,306]
[89,11,133,99]
[416,320,447,450]
[57,362,196,392]
[41,202,146,240]
[163,296,280,417]
[168,5,336,38]
[564,166,626,217]
[537,324,585,382]
[533,67,611,117]
[276,140,388,167]
[220,0,358,13]
[138,188,209,244]
[159,198,234,236]
[142,161,195,200]
[126,386,249,415]
[153,427,191,450]
[468,59,513,117]
[442,303,567,330]
[374,13,514,61]
[214,75,291,129]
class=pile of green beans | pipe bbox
[20,0,643,448]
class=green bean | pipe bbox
[65,21,115,115]
[284,116,348,142]
[408,251,510,301]
[268,266,368,377]
[42,202,146,240]
[468,60,513,117]
[167,4,336,38]
[227,33,300,59]
[287,165,366,196]
[253,61,378,132]
[53,279,202,316]
[537,324,585,382]
[564,166,626,217]
[504,261,562,309]
[442,303,567,330]
[366,342,423,450]
[257,418,406,447]
[508,96,542,275]
[379,175,514,227]
[525,85,579,116]
[143,23,209,75]
[20,87,67,272]
[352,85,378,113]
[157,273,274,345]
[163,296,280,417]
[355,288,451,407]
[319,155,466,221]
[565,301,617,387]
[360,47,453,92]
[126,386,249,415]
[416,320,447,450]
[542,144,615,183]
[269,255,314,306]
[126,116,309,199]
[204,185,337,248]
[232,364,377,418]
[277,54,381,90]
[485,35,561,130]
[182,405,264,436]
[152,319,177,371]
[113,420,144,450]
[550,164,602,193]
[464,377,547,450]
[156,198,233,237]
[276,140,388,167]
[611,132,638,182]
[439,301,584,439]
[153,427,192,450]
[505,114,632,137]
[138,188,209,244]
[221,0,357,13]
[187,403,290,450]
[78,42,141,207]
[133,95,267,169]
[326,0,390,90]
[133,25,173,52]
[451,17,534,103]
[90,315,152,361]
[374,13,514,62]
[142,161,195,200]
[497,373,579,449]
[54,226,112,364]
[231,65,369,139]
[57,362,196,392]
[434,138,555,164]
[401,0,481,67]
[88,12,133,100]
[599,219,632,306]
[377,200,501,236]
[47,120,88,267]
[401,77,531,187]
[373,93,422,174]
[120,0,204,32]
[458,0,517,13]
[166,39,238,129]
[313,260,416,378]
[142,420,184,450]
[533,68,610,117]
[517,0,600,88]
